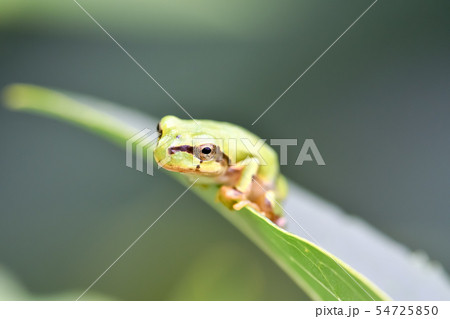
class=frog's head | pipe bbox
[154,116,228,176]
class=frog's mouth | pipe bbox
[159,165,223,176]
[156,145,227,176]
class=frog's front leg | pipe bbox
[234,158,259,194]
[217,158,282,225]
[217,158,258,208]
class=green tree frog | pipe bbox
[154,115,288,226]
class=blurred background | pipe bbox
[0,0,449,300]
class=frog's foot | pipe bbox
[232,200,261,212]
[251,191,285,227]
[217,185,246,210]
[217,186,258,211]
[275,216,286,228]
[218,185,285,228]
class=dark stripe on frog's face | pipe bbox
[168,144,229,167]
[168,145,194,155]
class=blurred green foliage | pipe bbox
[0,0,317,40]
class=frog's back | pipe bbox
[197,118,279,181]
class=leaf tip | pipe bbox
[2,83,37,111]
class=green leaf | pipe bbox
[2,83,389,301]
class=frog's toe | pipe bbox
[217,185,245,209]
[275,216,286,228]
[232,200,249,210]
[232,200,260,211]
[224,186,244,198]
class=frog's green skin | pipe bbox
[154,115,288,225]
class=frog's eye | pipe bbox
[194,143,217,161]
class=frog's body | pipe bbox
[153,115,288,226]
